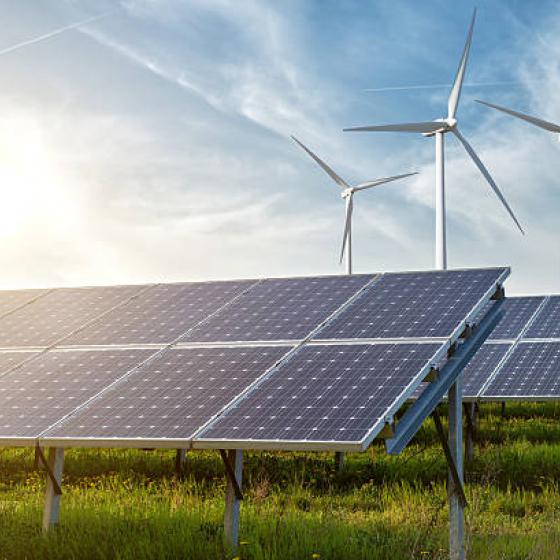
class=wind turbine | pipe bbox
[344,9,524,271]
[476,99,560,139]
[291,136,417,275]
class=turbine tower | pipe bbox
[476,99,560,139]
[344,9,524,270]
[291,136,417,275]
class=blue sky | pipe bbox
[0,0,559,294]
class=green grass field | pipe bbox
[1,403,560,559]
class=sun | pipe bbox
[0,114,74,238]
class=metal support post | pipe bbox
[221,449,243,551]
[175,449,187,476]
[41,447,64,533]
[448,378,465,560]
[463,402,477,461]
[334,451,346,473]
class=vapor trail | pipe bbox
[0,11,114,57]
[365,81,519,93]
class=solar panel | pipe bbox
[181,275,372,343]
[196,343,443,446]
[461,343,511,398]
[0,285,145,348]
[0,289,49,319]
[483,296,544,340]
[523,296,560,339]
[42,346,291,442]
[0,351,40,376]
[0,348,155,440]
[314,268,505,340]
[482,342,560,399]
[62,281,253,346]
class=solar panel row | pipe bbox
[0,267,507,451]
[462,295,560,400]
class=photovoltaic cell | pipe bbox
[63,280,253,346]
[181,275,372,343]
[0,289,49,319]
[44,346,290,441]
[483,342,560,398]
[523,296,560,339]
[0,285,144,348]
[198,343,442,444]
[315,268,505,340]
[461,343,511,398]
[0,349,155,438]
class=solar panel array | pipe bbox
[461,295,560,400]
[0,267,507,451]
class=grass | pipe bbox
[2,403,560,559]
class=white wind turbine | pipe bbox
[476,99,560,139]
[344,9,524,271]
[291,136,418,275]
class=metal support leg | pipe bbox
[463,402,477,461]
[222,449,243,551]
[334,451,346,473]
[175,449,187,476]
[42,448,64,533]
[501,401,506,418]
[448,379,465,560]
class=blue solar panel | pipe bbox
[43,346,290,441]
[461,343,511,398]
[482,342,560,398]
[0,286,144,348]
[197,343,442,444]
[523,297,560,339]
[181,275,372,343]
[63,281,253,346]
[0,349,155,439]
[315,268,505,340]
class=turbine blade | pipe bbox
[344,122,443,133]
[291,136,349,188]
[353,171,418,192]
[448,8,476,120]
[339,196,354,263]
[452,128,524,235]
[476,99,560,133]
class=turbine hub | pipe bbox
[341,188,353,199]
[444,117,458,129]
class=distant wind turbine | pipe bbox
[291,136,418,275]
[476,99,560,139]
[344,9,524,271]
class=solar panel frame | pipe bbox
[0,266,506,453]
[193,340,448,452]
[192,268,508,452]
[39,275,381,449]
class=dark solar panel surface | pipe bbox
[523,297,560,339]
[0,349,154,438]
[0,286,144,348]
[475,297,544,340]
[45,346,290,440]
[199,343,442,443]
[181,275,372,343]
[462,343,511,398]
[483,342,560,398]
[315,268,505,340]
[63,281,253,346]
[0,289,48,319]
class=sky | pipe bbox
[0,0,558,295]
